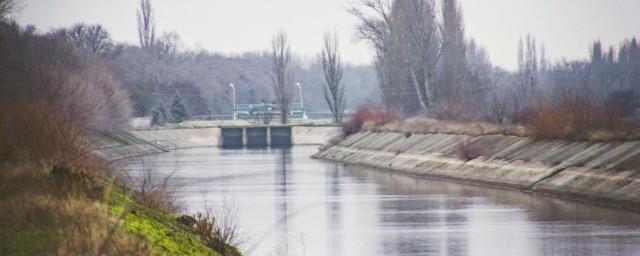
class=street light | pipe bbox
[296,82,306,119]
[295,82,303,107]
[229,83,236,120]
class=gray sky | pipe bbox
[18,0,640,70]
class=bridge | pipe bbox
[234,103,306,122]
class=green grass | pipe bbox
[0,189,226,256]
[0,230,55,256]
[109,188,222,256]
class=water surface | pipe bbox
[126,146,640,256]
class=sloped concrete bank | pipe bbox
[94,126,339,162]
[92,128,219,162]
[312,131,640,211]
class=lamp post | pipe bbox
[296,82,306,119]
[296,82,303,107]
[229,83,236,120]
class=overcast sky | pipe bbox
[18,0,640,70]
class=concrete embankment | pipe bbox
[313,131,640,211]
[94,126,339,162]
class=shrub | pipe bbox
[606,89,640,118]
[525,93,640,141]
[430,100,492,123]
[120,157,181,214]
[0,99,89,167]
[456,139,483,161]
[341,106,399,136]
[193,207,241,256]
[0,25,131,131]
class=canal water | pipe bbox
[126,146,640,256]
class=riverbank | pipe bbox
[313,131,640,211]
[0,162,238,256]
[1,126,259,256]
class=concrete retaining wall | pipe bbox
[94,126,340,162]
[313,131,640,210]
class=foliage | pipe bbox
[350,0,478,115]
[0,160,151,256]
[50,23,114,55]
[342,106,399,136]
[109,188,221,256]
[120,156,181,214]
[170,93,190,123]
[150,102,168,127]
[0,22,132,131]
[606,90,640,118]
[0,100,88,166]
[192,209,242,256]
[0,20,235,256]
[0,0,19,22]
[525,92,640,141]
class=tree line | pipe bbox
[350,0,640,124]
[12,0,376,125]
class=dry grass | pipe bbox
[117,156,182,215]
[525,94,640,141]
[0,99,90,167]
[356,97,640,142]
[0,163,151,256]
[0,100,152,255]
[192,206,242,256]
[342,106,399,136]
[369,117,528,137]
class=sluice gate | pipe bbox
[221,126,292,148]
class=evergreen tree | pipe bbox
[150,102,168,126]
[170,94,189,123]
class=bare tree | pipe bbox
[51,23,114,55]
[349,0,403,112]
[516,34,540,109]
[350,0,441,114]
[400,0,441,112]
[0,0,19,22]
[320,32,346,123]
[157,31,182,59]
[137,0,155,49]
[439,0,467,102]
[270,31,295,124]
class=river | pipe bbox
[125,146,640,256]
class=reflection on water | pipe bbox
[128,146,640,256]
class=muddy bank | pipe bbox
[312,131,640,211]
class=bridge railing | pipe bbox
[234,103,305,119]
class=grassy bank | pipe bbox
[109,187,239,256]
[0,162,240,256]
